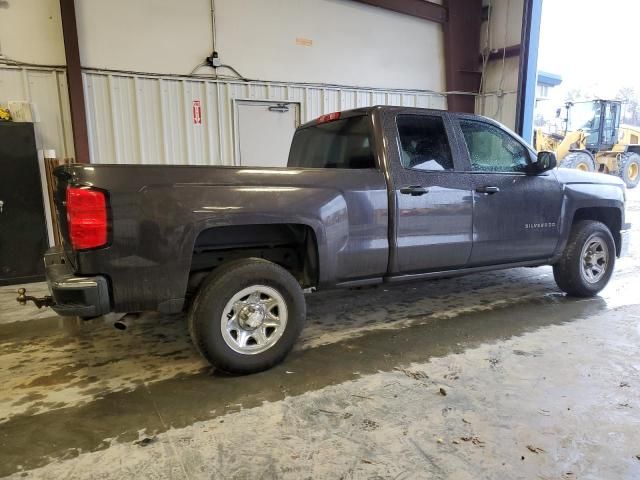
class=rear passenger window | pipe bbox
[287,116,375,169]
[397,115,454,171]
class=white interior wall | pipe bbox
[0,0,448,164]
[0,0,72,157]
[74,0,445,92]
[0,0,530,163]
[0,67,73,157]
[0,0,446,92]
[477,0,524,130]
[0,0,65,64]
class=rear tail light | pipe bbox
[317,111,341,124]
[66,187,108,250]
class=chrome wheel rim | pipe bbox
[580,235,609,284]
[220,285,287,355]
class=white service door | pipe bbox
[237,102,299,167]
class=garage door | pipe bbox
[236,101,299,167]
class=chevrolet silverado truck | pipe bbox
[19,106,630,374]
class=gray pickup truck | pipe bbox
[21,106,630,374]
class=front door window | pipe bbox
[459,120,530,173]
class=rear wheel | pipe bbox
[188,258,306,374]
[617,152,640,188]
[553,220,615,297]
[560,151,596,172]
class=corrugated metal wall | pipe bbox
[83,71,447,165]
[0,65,74,159]
[1,66,450,166]
[474,56,520,130]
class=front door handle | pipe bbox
[476,186,500,194]
[400,185,429,196]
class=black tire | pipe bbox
[188,258,306,374]
[553,220,616,297]
[617,152,640,189]
[560,151,596,172]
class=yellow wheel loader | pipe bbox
[534,99,640,188]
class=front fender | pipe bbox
[555,180,626,259]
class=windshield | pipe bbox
[567,102,601,144]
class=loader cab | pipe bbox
[566,100,622,152]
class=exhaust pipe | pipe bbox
[113,313,139,331]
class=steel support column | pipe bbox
[442,0,482,113]
[59,0,90,163]
[515,0,543,142]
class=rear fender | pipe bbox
[156,184,343,300]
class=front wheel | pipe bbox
[560,151,596,172]
[553,220,615,297]
[188,258,306,374]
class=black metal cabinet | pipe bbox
[0,122,48,285]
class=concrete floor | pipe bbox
[1,189,639,479]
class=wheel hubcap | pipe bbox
[238,304,266,329]
[221,285,287,355]
[580,235,608,284]
[577,162,589,172]
[628,162,639,181]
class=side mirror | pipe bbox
[531,151,557,174]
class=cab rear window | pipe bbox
[287,116,375,169]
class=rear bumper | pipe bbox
[619,223,631,257]
[45,247,111,317]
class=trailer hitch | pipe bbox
[16,288,55,309]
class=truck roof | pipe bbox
[298,105,447,129]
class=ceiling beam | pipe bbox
[351,0,447,24]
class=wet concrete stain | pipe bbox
[0,294,611,477]
[9,392,46,407]
[5,302,640,479]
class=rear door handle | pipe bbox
[476,186,500,194]
[400,185,429,196]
